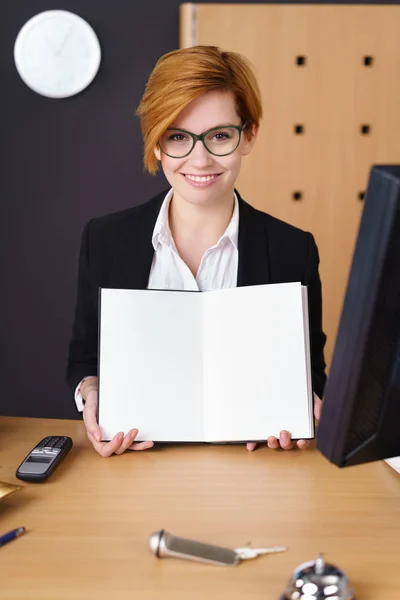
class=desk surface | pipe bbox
[0,416,399,600]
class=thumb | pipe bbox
[314,394,322,420]
[246,442,257,452]
[83,393,101,442]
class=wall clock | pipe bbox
[14,10,101,98]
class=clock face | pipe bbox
[14,10,101,98]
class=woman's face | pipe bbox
[154,90,257,208]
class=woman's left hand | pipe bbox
[246,393,322,452]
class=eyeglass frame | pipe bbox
[158,123,248,159]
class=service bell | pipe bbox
[279,553,356,599]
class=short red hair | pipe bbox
[136,45,263,174]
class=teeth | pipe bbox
[185,174,217,182]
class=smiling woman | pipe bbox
[152,89,256,211]
[136,45,262,174]
[66,45,327,457]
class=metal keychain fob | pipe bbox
[148,529,240,566]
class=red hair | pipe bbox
[136,45,263,174]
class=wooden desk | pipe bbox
[0,417,399,599]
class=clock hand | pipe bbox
[55,25,72,56]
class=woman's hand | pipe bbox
[246,393,322,452]
[82,386,154,457]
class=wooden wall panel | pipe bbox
[180,4,400,365]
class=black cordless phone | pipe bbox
[16,436,73,482]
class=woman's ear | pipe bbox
[241,123,259,156]
[153,146,161,161]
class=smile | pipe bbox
[183,174,221,182]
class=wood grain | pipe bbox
[0,416,399,599]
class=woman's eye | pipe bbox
[212,132,230,141]
[168,133,188,142]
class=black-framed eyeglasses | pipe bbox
[158,124,247,159]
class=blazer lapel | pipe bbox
[111,191,165,290]
[236,190,271,287]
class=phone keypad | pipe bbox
[36,437,70,453]
[38,437,52,447]
[54,438,67,449]
[38,437,65,447]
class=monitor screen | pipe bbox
[317,165,400,467]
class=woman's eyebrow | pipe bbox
[169,122,240,131]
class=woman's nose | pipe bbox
[187,140,214,168]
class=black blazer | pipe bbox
[67,189,327,399]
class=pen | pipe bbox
[0,527,27,547]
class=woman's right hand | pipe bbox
[82,386,154,457]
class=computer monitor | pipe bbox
[316,165,400,467]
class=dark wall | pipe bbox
[1,0,397,420]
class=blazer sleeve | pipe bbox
[304,233,327,399]
[66,220,99,394]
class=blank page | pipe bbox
[203,282,313,441]
[98,289,204,441]
[385,456,400,473]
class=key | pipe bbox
[235,546,288,560]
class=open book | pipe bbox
[385,456,400,474]
[98,282,314,442]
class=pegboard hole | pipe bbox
[294,124,304,134]
[293,191,303,201]
[361,124,371,135]
[296,56,307,66]
[363,56,374,66]
[359,191,365,201]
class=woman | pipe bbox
[67,45,327,457]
